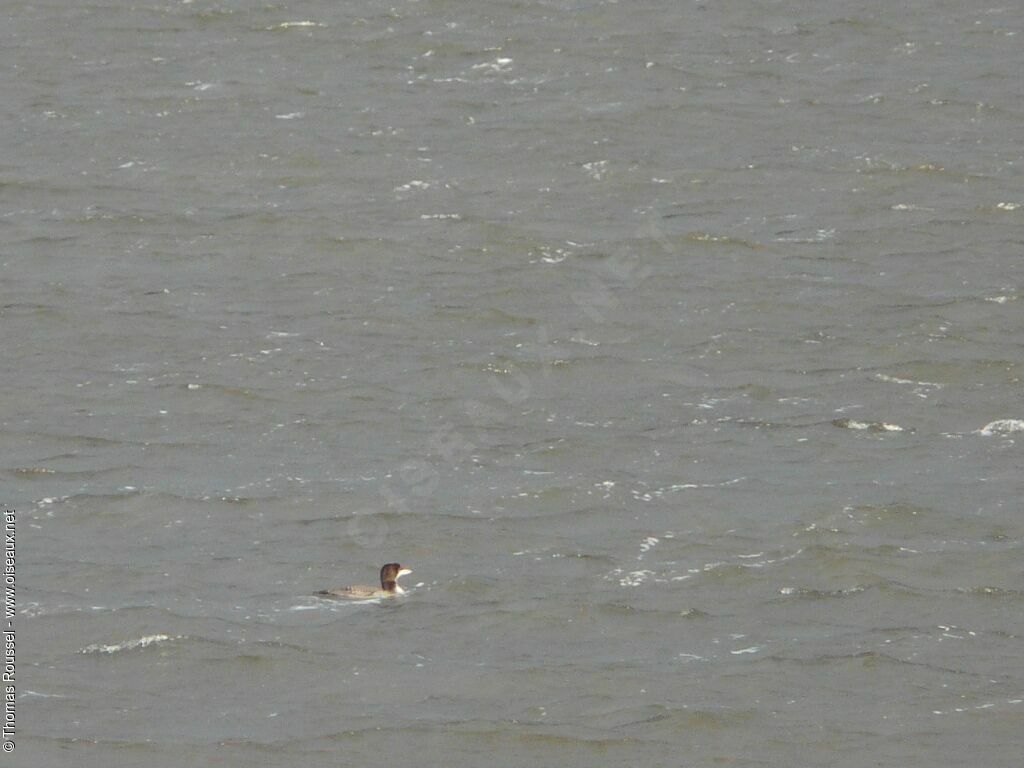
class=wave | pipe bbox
[80,634,182,655]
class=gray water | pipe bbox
[4,1,1023,766]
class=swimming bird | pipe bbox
[316,563,412,599]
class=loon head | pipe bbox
[380,562,412,592]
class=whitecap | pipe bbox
[976,419,1024,436]
[80,634,179,654]
[833,418,905,432]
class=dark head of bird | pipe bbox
[380,562,411,591]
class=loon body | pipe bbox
[317,563,412,600]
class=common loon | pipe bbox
[316,563,412,599]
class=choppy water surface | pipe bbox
[4,1,1023,765]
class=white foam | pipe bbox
[80,634,179,654]
[835,419,905,432]
[395,180,432,192]
[611,569,656,587]
[875,373,942,389]
[976,419,1024,436]
[630,476,745,501]
[270,21,326,29]
[582,160,608,180]
[472,58,513,73]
